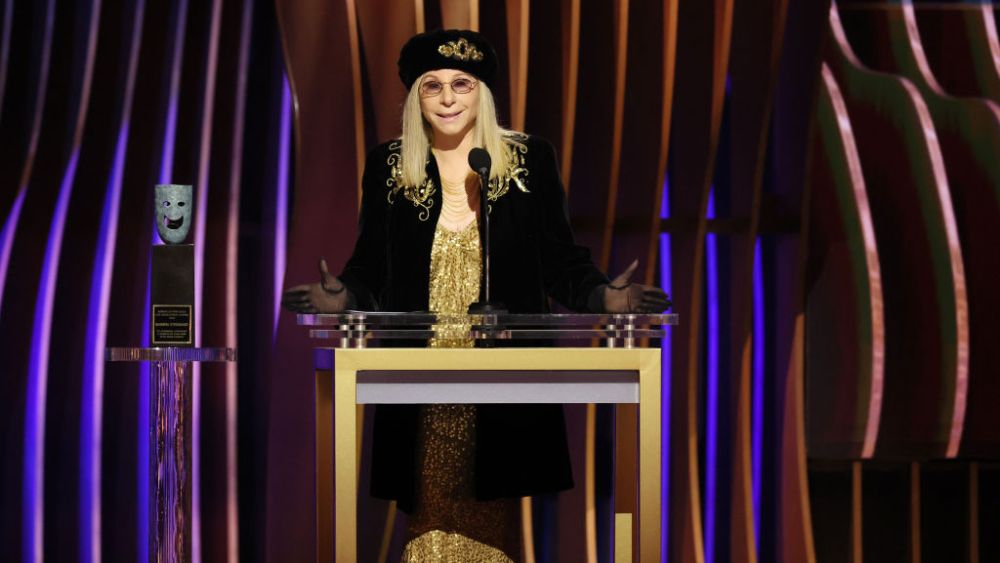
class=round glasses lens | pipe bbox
[421,81,443,96]
[452,79,474,94]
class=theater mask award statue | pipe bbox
[151,184,195,346]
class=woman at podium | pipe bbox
[283,29,669,562]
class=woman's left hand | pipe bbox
[603,259,671,313]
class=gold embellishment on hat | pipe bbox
[438,38,484,62]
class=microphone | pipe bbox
[467,148,506,318]
[468,147,491,177]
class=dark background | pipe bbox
[0,0,997,561]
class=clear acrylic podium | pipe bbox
[301,312,677,563]
[106,346,236,563]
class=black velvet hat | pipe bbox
[398,29,498,90]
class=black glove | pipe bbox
[600,259,671,313]
[281,259,354,313]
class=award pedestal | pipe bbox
[150,244,195,346]
[106,347,236,563]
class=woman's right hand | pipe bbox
[281,259,352,313]
[602,259,671,313]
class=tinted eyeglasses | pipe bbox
[419,77,478,97]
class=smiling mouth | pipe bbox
[437,110,463,120]
[164,216,185,230]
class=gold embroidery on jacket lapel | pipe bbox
[386,141,436,221]
[486,138,530,203]
[385,139,531,221]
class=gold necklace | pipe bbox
[441,195,474,215]
[438,175,476,228]
[440,175,469,188]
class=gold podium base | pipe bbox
[314,347,662,562]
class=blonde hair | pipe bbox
[400,78,520,188]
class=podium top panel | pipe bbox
[298,312,678,343]
[105,347,236,362]
[298,312,678,327]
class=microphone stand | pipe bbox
[468,167,506,343]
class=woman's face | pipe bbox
[418,69,480,141]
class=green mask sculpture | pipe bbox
[155,184,193,244]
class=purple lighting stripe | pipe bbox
[156,0,188,188]
[12,2,55,554]
[660,176,670,219]
[3,0,55,320]
[190,3,224,559]
[158,118,178,184]
[659,178,672,562]
[751,237,764,550]
[192,0,224,351]
[138,263,151,563]
[158,91,178,189]
[704,189,719,563]
[24,150,80,562]
[24,2,101,541]
[82,3,145,560]
[81,119,131,563]
[274,73,291,339]
[192,5,224,560]
[193,0,225,350]
[0,188,26,310]
[222,4,254,560]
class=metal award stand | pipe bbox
[106,346,236,563]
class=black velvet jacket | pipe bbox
[339,135,608,513]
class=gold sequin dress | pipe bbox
[401,221,521,563]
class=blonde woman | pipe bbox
[283,29,669,562]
